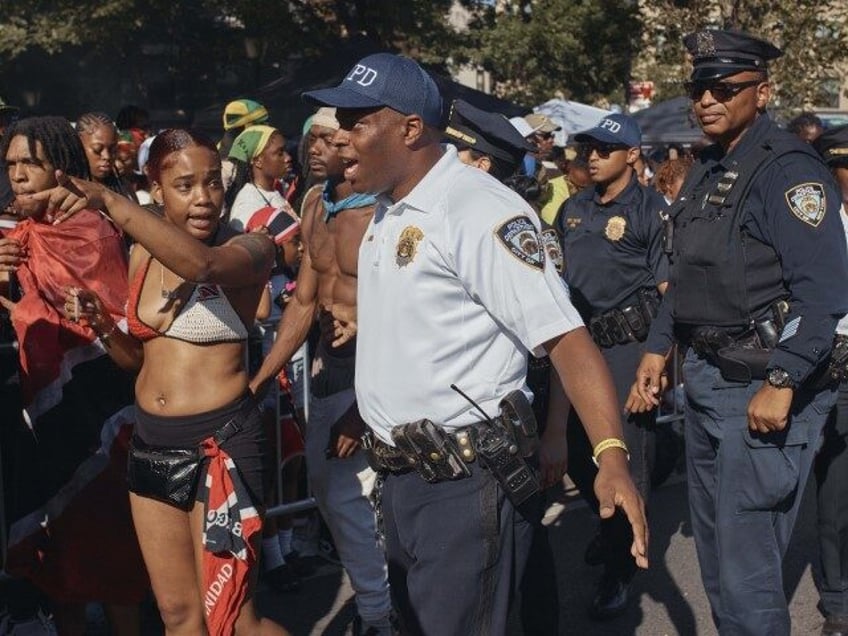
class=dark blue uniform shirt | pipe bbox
[647,113,848,383]
[556,174,669,316]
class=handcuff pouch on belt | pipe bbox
[363,391,541,508]
[589,290,658,348]
[391,419,472,483]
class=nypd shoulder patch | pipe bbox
[785,182,826,227]
[495,215,545,270]
[540,228,564,273]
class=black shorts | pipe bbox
[134,393,267,504]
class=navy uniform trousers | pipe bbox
[682,350,835,636]
[381,463,530,636]
[567,338,655,582]
[815,381,848,619]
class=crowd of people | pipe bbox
[1,24,848,636]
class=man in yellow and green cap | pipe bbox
[219,99,271,192]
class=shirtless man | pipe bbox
[250,108,393,635]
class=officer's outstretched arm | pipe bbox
[544,327,649,569]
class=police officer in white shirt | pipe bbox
[304,53,648,635]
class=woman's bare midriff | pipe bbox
[135,337,248,415]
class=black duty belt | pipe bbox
[588,289,659,348]
[684,324,772,383]
[362,413,542,510]
[362,424,481,478]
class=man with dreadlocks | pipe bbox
[0,116,147,634]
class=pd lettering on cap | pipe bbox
[347,64,378,87]
[600,119,621,133]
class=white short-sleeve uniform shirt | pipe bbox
[356,146,583,443]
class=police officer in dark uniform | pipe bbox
[629,29,848,636]
[555,112,668,619]
[812,125,848,636]
[445,98,563,636]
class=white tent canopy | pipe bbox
[533,98,612,146]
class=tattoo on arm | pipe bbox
[234,233,275,274]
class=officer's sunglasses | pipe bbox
[684,79,762,102]
[580,142,629,159]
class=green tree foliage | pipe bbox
[2,0,845,114]
[0,0,135,58]
[636,0,848,110]
[462,0,640,107]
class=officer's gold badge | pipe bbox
[604,216,627,241]
[396,226,424,267]
[785,183,826,227]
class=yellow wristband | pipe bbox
[592,438,629,467]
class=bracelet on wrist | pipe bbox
[592,437,630,467]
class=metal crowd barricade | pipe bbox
[255,318,318,519]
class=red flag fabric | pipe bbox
[3,210,149,603]
[200,438,262,635]
[7,210,128,415]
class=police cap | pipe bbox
[444,99,534,165]
[683,28,782,81]
[813,124,848,167]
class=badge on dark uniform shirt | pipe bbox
[785,183,826,227]
[540,229,564,273]
[496,215,545,270]
[396,226,424,267]
[604,216,627,241]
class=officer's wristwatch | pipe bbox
[766,367,797,390]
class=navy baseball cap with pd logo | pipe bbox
[574,113,642,148]
[302,53,443,127]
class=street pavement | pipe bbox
[256,469,827,636]
[73,462,825,635]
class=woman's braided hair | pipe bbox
[0,116,90,179]
[75,111,117,136]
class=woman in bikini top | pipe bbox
[46,128,289,636]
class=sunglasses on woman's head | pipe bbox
[684,79,762,102]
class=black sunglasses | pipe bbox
[580,142,629,159]
[685,79,762,102]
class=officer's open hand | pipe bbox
[326,401,367,459]
[594,449,649,569]
[626,352,667,413]
[747,384,793,434]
